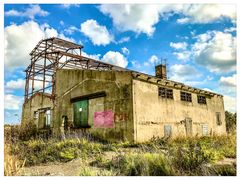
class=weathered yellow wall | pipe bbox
[132,79,226,142]
[21,93,54,129]
[54,69,134,142]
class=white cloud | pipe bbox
[118,36,130,44]
[193,31,236,73]
[177,17,190,24]
[173,51,191,61]
[99,4,236,36]
[131,60,141,69]
[5,79,25,90]
[220,74,236,87]
[121,47,129,55]
[224,27,236,33]
[143,55,159,67]
[80,19,113,46]
[59,4,80,9]
[64,25,79,35]
[81,51,101,60]
[175,4,236,24]
[99,4,161,36]
[203,88,214,92]
[5,94,23,110]
[149,55,159,64]
[224,95,236,113]
[5,5,49,19]
[169,64,201,82]
[101,51,128,68]
[170,42,188,50]
[4,21,74,70]
[170,42,190,61]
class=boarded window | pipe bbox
[198,95,206,104]
[164,125,172,137]
[180,92,192,102]
[185,118,192,136]
[159,87,173,99]
[216,112,222,126]
[202,124,208,136]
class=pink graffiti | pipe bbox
[94,110,114,128]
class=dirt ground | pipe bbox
[19,156,236,176]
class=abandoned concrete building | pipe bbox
[21,37,226,142]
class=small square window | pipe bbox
[158,87,173,99]
[180,92,192,102]
[198,95,206,104]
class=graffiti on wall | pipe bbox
[94,110,114,128]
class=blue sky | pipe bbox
[4,4,237,124]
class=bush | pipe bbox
[9,137,105,166]
[59,148,78,162]
[111,153,174,176]
[225,111,236,134]
[19,121,37,141]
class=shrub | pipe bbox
[19,121,37,141]
[59,147,78,162]
[213,165,236,176]
[111,153,174,176]
[79,167,97,176]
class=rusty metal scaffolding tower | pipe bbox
[24,37,126,102]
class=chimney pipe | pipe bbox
[155,64,167,79]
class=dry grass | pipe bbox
[4,144,25,176]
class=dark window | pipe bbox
[180,92,192,102]
[198,95,206,104]
[164,125,172,137]
[158,87,173,99]
[216,112,222,126]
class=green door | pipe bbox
[73,100,89,128]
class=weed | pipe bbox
[4,144,25,176]
[111,152,174,176]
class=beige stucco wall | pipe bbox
[53,69,134,142]
[21,93,54,129]
[132,79,226,142]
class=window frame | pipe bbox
[197,95,207,104]
[180,91,192,102]
[158,87,173,99]
[45,110,51,128]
